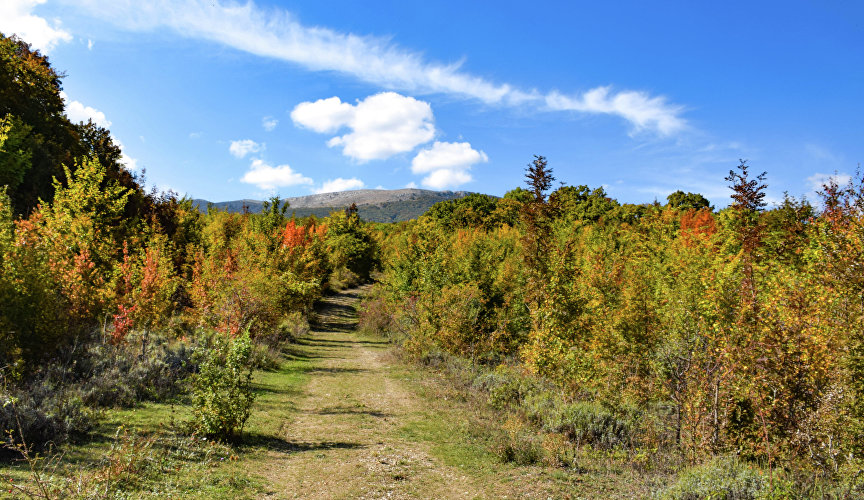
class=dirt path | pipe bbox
[244,286,574,500]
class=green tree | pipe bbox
[0,33,143,215]
[0,114,32,191]
[666,190,712,211]
[551,184,619,222]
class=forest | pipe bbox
[2,32,864,498]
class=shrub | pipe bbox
[1,382,98,454]
[493,416,543,465]
[79,339,196,408]
[472,365,545,410]
[192,331,256,439]
[661,456,793,500]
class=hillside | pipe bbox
[192,188,471,222]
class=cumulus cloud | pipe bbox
[229,139,264,158]
[60,91,112,128]
[292,92,435,161]
[111,138,139,171]
[411,141,488,189]
[291,97,355,134]
[0,0,72,53]
[240,158,313,190]
[63,0,686,136]
[315,177,365,194]
[262,116,278,131]
[58,91,138,171]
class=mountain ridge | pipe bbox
[191,188,473,222]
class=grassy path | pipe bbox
[240,286,582,499]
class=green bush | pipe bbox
[661,456,793,500]
[527,397,632,449]
[472,366,544,410]
[192,331,256,439]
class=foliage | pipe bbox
[661,456,788,500]
[325,210,379,282]
[363,154,864,490]
[666,190,712,211]
[192,331,256,439]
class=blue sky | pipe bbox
[2,0,862,206]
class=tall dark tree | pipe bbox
[725,159,767,309]
[0,33,144,215]
[521,156,557,315]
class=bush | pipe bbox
[79,339,196,408]
[661,456,793,500]
[192,331,256,439]
[525,396,632,449]
[472,365,545,410]
[1,382,98,454]
[357,292,394,337]
[493,416,543,465]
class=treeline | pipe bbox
[362,156,864,494]
[0,33,379,451]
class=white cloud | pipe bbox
[121,153,138,171]
[58,91,139,171]
[292,92,435,161]
[60,91,112,128]
[87,38,93,50]
[229,139,264,158]
[189,131,203,139]
[315,177,365,194]
[420,169,472,189]
[262,116,278,131]
[240,158,313,190]
[63,0,685,136]
[411,141,488,174]
[0,0,72,53]
[546,87,685,136]
[405,182,418,189]
[807,172,852,193]
[113,139,139,171]
[291,97,354,134]
[411,141,487,189]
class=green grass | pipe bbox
[0,341,317,499]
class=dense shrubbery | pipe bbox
[0,34,382,453]
[361,156,864,491]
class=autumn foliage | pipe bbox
[362,159,864,485]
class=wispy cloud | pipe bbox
[807,172,852,193]
[229,139,264,158]
[64,0,686,136]
[262,116,278,131]
[0,0,72,53]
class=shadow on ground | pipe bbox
[241,434,367,454]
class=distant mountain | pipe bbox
[191,188,471,223]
